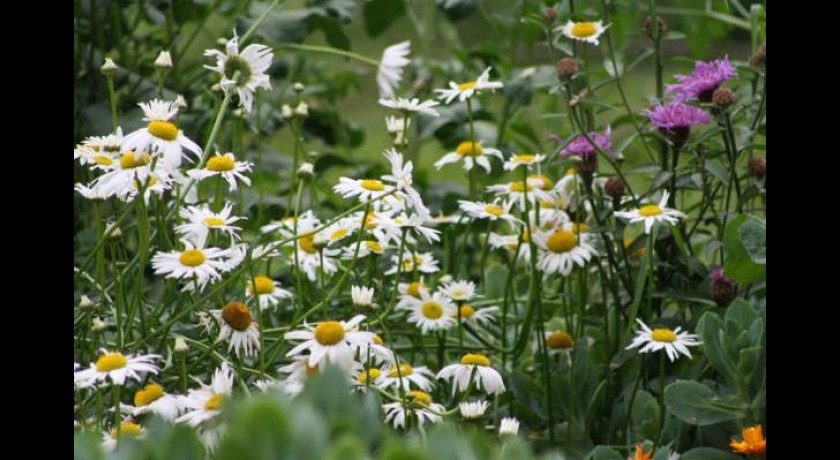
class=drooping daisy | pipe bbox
[533,228,598,276]
[351,285,375,308]
[439,279,478,302]
[132,383,182,421]
[503,153,545,171]
[151,240,240,291]
[458,200,521,225]
[212,301,260,358]
[187,152,253,192]
[626,319,702,362]
[284,315,374,371]
[247,276,293,310]
[175,203,243,247]
[487,180,554,212]
[435,67,504,104]
[385,251,440,276]
[122,99,202,170]
[498,417,520,437]
[383,390,445,429]
[377,41,411,99]
[667,56,737,102]
[456,304,499,327]
[78,127,123,158]
[434,141,503,173]
[75,350,160,388]
[101,421,145,452]
[558,20,610,45]
[204,32,273,112]
[356,333,395,366]
[614,191,686,234]
[379,97,441,117]
[459,400,489,420]
[730,424,766,456]
[377,362,435,391]
[644,102,711,147]
[399,289,457,333]
[176,363,234,429]
[382,148,431,220]
[436,353,506,396]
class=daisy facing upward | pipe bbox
[435,67,504,104]
[122,99,202,170]
[435,141,503,173]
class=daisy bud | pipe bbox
[643,16,666,40]
[712,88,738,111]
[78,295,95,311]
[105,222,122,240]
[282,104,294,120]
[750,42,766,67]
[556,58,579,80]
[542,8,557,24]
[293,82,306,93]
[175,95,188,109]
[174,336,189,354]
[92,317,108,332]
[748,156,766,178]
[294,102,309,119]
[100,58,119,76]
[216,37,228,46]
[459,400,489,420]
[313,239,330,251]
[297,162,315,181]
[154,51,173,70]
[351,286,375,309]
[232,108,244,118]
[499,417,520,438]
[211,83,223,93]
[604,176,625,206]
[709,267,737,307]
[438,274,453,284]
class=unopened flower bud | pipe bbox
[297,162,315,181]
[154,51,173,70]
[100,58,118,76]
[78,295,95,311]
[293,82,306,93]
[643,16,666,39]
[313,239,330,251]
[294,102,309,119]
[709,267,737,307]
[712,88,738,111]
[604,176,625,204]
[747,156,766,178]
[750,42,766,67]
[105,222,122,240]
[542,8,557,24]
[92,317,107,332]
[175,95,187,109]
[556,58,578,80]
[174,336,189,354]
[282,104,294,119]
[211,83,222,93]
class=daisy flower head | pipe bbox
[498,417,520,437]
[437,353,505,396]
[644,102,711,147]
[459,400,489,420]
[386,251,440,276]
[377,362,435,392]
[626,319,702,362]
[313,217,356,247]
[401,289,457,333]
[353,367,383,390]
[667,56,737,102]
[387,212,441,244]
[503,152,545,171]
[435,140,503,173]
[383,391,445,429]
[333,177,394,203]
[176,203,243,247]
[122,99,202,170]
[213,301,260,357]
[247,276,293,310]
[558,126,612,160]
[382,148,431,219]
[151,240,240,292]
[80,127,124,156]
[439,279,478,302]
[81,150,156,200]
[291,232,341,283]
[379,97,440,117]
[545,331,574,352]
[486,180,554,212]
[396,279,430,309]
[187,152,253,192]
[377,41,411,99]
[533,228,598,276]
[456,304,499,327]
[342,239,389,260]
[435,67,504,104]
[284,315,374,371]
[74,145,119,173]
[356,333,395,366]
[75,350,160,387]
[132,383,182,421]
[730,424,766,456]
[277,355,324,393]
[204,31,273,112]
[614,191,686,234]
[351,285,375,308]
[558,20,610,45]
[489,232,531,263]
[101,421,145,452]
[176,362,234,428]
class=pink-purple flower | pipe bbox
[556,127,612,159]
[645,102,710,147]
[666,56,737,102]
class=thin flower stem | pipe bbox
[655,351,667,449]
[106,75,119,132]
[241,0,286,43]
[279,43,380,67]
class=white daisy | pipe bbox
[187,152,253,192]
[204,32,273,112]
[383,390,445,429]
[132,383,182,421]
[356,333,395,366]
[557,20,610,45]
[459,400,489,420]
[489,232,531,263]
[399,289,457,333]
[175,203,243,247]
[378,97,441,117]
[436,353,506,396]
[377,362,435,392]
[527,173,555,191]
[74,350,160,387]
[382,148,431,220]
[385,115,409,137]
[352,366,383,392]
[439,279,478,302]
[117,169,173,203]
[122,99,202,170]
[287,217,341,282]
[313,217,356,247]
[434,67,504,104]
[351,285,375,308]
[458,199,521,225]
[213,301,261,358]
[333,177,394,203]
[176,363,234,427]
[341,239,389,260]
[386,212,441,245]
[385,251,440,276]
[101,421,145,452]
[83,151,155,200]
[498,417,520,437]
[377,41,410,99]
[284,315,374,371]
[533,228,598,276]
[614,191,686,234]
[503,153,546,171]
[626,319,702,362]
[151,240,240,291]
[434,140,503,173]
[456,304,499,327]
[79,127,124,156]
[247,276,293,310]
[486,180,555,212]
[277,355,323,391]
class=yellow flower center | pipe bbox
[203,217,226,227]
[639,205,663,217]
[206,155,235,172]
[484,204,505,217]
[314,321,345,345]
[546,331,574,349]
[365,240,384,253]
[358,368,381,384]
[407,282,423,298]
[221,301,253,331]
[546,230,577,253]
[509,181,533,192]
[298,235,317,254]
[455,141,483,156]
[110,422,143,439]
[147,120,178,141]
[364,213,378,230]
[529,174,554,189]
[373,334,384,345]
[119,152,151,169]
[360,179,385,191]
[330,228,349,240]
[409,390,432,406]
[460,305,475,318]
[460,353,491,367]
[513,154,537,163]
[570,22,598,38]
[571,222,588,234]
[458,81,477,91]
[651,328,677,343]
[95,353,127,372]
[204,393,226,411]
[134,383,165,407]
[388,363,414,378]
[250,276,275,295]
[179,249,206,267]
[93,155,114,166]
[521,230,530,242]
[421,302,444,319]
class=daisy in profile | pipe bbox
[626,319,701,362]
[351,285,375,308]
[557,20,610,45]
[247,276,293,310]
[458,200,521,225]
[356,333,395,365]
[101,421,145,452]
[122,99,202,170]
[459,400,489,420]
[730,424,766,456]
[132,383,182,421]
[385,212,441,245]
[456,304,499,327]
[383,390,445,429]
[379,97,441,117]
[353,367,383,390]
[176,363,233,452]
[84,151,154,199]
[386,252,440,275]
[377,41,410,99]
[333,177,394,203]
[212,301,260,357]
[284,315,374,371]
[437,353,505,396]
[667,56,737,102]
[544,331,574,353]
[487,180,554,212]
[439,279,478,302]
[435,67,504,104]
[312,217,356,247]
[533,227,598,276]
[377,362,435,391]
[342,239,388,260]
[176,203,243,247]
[75,350,160,387]
[78,127,123,157]
[187,152,253,192]
[382,149,431,220]
[614,191,686,234]
[503,153,545,171]
[204,31,273,112]
[151,240,239,291]
[74,146,118,172]
[399,289,457,333]
[434,141,503,173]
[498,417,519,437]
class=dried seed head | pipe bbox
[747,156,766,178]
[556,58,579,80]
[643,16,666,39]
[712,88,738,110]
[604,176,625,201]
[750,42,766,67]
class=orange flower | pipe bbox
[629,444,653,460]
[730,424,766,456]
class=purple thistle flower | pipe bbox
[644,102,710,147]
[556,126,612,159]
[666,56,737,102]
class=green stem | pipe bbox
[241,0,285,43]
[279,43,380,67]
[106,76,118,132]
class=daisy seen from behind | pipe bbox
[377,41,411,99]
[379,97,440,117]
[626,319,701,362]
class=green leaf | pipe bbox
[664,380,746,426]
[631,390,660,441]
[309,14,351,50]
[704,159,729,184]
[680,447,743,460]
[696,312,735,380]
[436,0,478,22]
[588,446,624,460]
[723,215,765,285]
[739,216,766,264]
[362,0,405,36]
[484,263,509,299]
